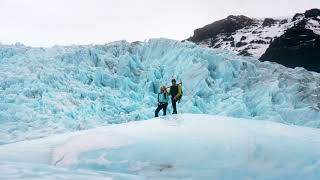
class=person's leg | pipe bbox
[155,105,162,117]
[172,98,177,114]
[163,103,168,116]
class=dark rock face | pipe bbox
[280,19,288,25]
[293,13,304,21]
[235,41,247,47]
[188,15,254,42]
[250,39,269,44]
[187,8,320,72]
[262,18,277,27]
[260,9,320,72]
[305,8,320,18]
[260,27,320,72]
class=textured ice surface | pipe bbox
[1,39,320,144]
[0,114,319,180]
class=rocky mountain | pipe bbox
[187,9,320,72]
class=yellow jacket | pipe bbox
[177,84,182,98]
[168,84,182,98]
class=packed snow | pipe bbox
[0,114,319,180]
[1,39,320,144]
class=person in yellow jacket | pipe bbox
[168,79,182,114]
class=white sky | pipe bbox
[0,0,319,46]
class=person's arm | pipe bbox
[166,86,171,96]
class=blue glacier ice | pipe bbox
[1,38,320,144]
[0,114,319,180]
[1,39,320,179]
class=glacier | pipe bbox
[1,39,320,179]
[1,38,320,144]
[0,114,319,180]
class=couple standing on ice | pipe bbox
[155,79,182,117]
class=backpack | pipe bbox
[177,82,183,103]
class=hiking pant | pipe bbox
[171,98,177,114]
[155,103,168,117]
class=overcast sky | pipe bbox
[0,0,319,46]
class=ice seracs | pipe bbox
[1,38,320,144]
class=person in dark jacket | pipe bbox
[169,79,182,114]
[155,86,169,117]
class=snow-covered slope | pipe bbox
[0,114,319,180]
[260,10,320,72]
[1,38,320,144]
[193,16,292,57]
[188,9,320,71]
